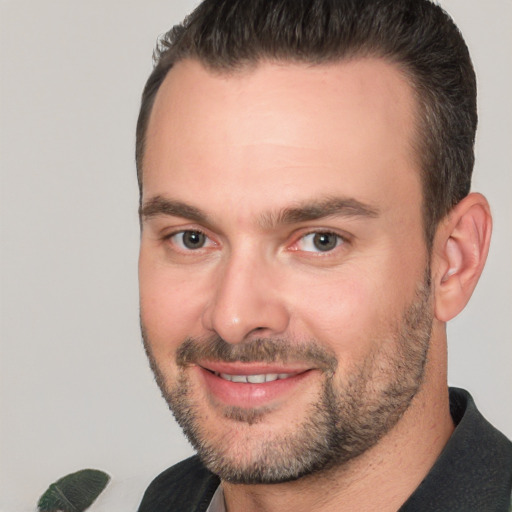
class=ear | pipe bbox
[433,193,492,322]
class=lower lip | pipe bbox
[198,367,313,409]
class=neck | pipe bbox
[222,324,454,512]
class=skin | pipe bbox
[138,58,491,511]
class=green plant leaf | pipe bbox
[38,469,110,512]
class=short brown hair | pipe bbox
[136,0,477,246]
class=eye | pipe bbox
[169,230,212,251]
[296,232,344,253]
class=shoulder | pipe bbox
[401,388,512,511]
[137,456,220,512]
[449,387,512,466]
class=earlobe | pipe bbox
[434,193,492,322]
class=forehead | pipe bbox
[143,58,421,220]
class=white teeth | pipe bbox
[247,374,266,384]
[216,372,297,383]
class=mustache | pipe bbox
[176,335,338,373]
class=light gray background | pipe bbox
[1,1,511,510]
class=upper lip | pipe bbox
[198,361,313,375]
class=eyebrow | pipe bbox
[140,195,379,227]
[259,197,379,229]
[140,196,209,223]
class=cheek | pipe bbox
[293,276,372,347]
[138,253,211,354]
[287,263,407,359]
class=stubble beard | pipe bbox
[142,275,433,484]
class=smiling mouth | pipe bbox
[212,371,301,383]
[198,365,315,408]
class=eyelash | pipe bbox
[291,230,348,254]
[164,229,217,252]
[163,228,349,256]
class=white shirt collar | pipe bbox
[206,484,226,512]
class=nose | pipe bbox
[201,251,290,344]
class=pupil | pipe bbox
[183,231,205,249]
[313,233,337,251]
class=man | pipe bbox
[136,0,512,510]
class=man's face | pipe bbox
[139,59,433,483]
